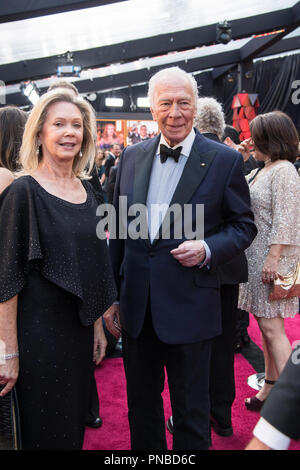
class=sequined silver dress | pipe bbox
[238,161,300,318]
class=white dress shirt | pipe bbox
[146,129,211,264]
[253,417,291,450]
[146,129,195,242]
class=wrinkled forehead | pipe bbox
[45,100,82,121]
[153,76,196,105]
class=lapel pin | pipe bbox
[201,162,206,167]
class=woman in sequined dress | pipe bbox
[239,111,300,411]
[0,89,116,449]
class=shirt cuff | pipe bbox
[253,417,291,450]
[198,240,211,269]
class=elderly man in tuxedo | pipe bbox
[104,67,257,450]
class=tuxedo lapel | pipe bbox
[132,135,159,247]
[132,135,160,206]
[169,134,217,207]
[158,133,217,242]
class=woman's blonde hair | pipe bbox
[20,89,97,178]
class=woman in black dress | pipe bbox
[0,89,116,449]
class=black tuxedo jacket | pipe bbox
[202,133,248,285]
[261,344,300,441]
[109,130,257,344]
[107,166,118,204]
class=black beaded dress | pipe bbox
[0,175,116,450]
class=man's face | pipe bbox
[139,125,147,137]
[150,76,196,147]
[112,144,121,157]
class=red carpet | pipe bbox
[83,313,300,451]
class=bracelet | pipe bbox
[0,352,19,360]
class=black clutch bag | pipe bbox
[0,386,22,450]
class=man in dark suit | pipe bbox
[103,144,121,194]
[107,157,120,204]
[104,67,257,450]
[246,343,300,449]
[190,97,249,437]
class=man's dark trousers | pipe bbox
[210,284,238,426]
[122,300,212,451]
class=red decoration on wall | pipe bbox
[232,93,259,141]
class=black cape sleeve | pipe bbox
[0,178,42,302]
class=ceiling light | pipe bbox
[105,97,123,107]
[57,65,81,77]
[216,21,232,45]
[86,92,97,101]
[21,82,40,105]
[137,97,150,108]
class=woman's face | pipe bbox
[39,101,83,164]
[252,145,269,162]
[250,137,269,162]
[95,151,104,165]
[106,124,115,136]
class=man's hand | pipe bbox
[171,240,206,267]
[103,304,121,339]
[245,436,271,450]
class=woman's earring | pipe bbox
[36,144,41,155]
[79,150,83,158]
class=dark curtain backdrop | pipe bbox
[196,53,300,134]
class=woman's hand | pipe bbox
[0,357,19,397]
[237,138,252,162]
[93,318,107,366]
[262,253,280,284]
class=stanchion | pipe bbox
[247,372,265,391]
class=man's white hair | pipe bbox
[148,67,199,108]
[194,97,225,140]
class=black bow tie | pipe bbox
[160,144,182,164]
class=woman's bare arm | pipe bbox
[0,295,19,396]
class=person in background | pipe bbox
[107,156,120,205]
[95,149,106,185]
[48,80,79,96]
[104,66,256,450]
[294,144,300,315]
[99,123,121,149]
[102,143,121,196]
[139,124,150,142]
[128,124,140,145]
[193,97,249,438]
[246,343,300,450]
[0,89,116,449]
[294,143,300,174]
[0,106,27,192]
[222,124,258,352]
[223,124,261,175]
[238,111,300,411]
